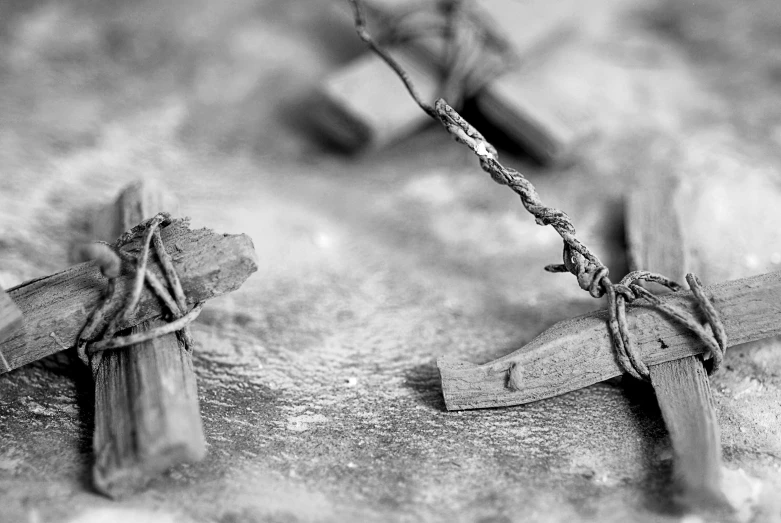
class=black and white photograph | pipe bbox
[1,0,781,521]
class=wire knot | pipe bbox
[544,243,609,298]
[602,271,727,380]
[76,213,204,374]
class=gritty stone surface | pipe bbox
[1,0,781,522]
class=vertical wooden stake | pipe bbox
[90,180,206,498]
[0,287,24,371]
[626,180,728,509]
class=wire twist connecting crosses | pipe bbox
[349,0,728,379]
[436,99,728,379]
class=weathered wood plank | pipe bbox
[0,287,24,371]
[91,181,207,498]
[438,270,781,410]
[627,180,726,508]
[1,219,258,372]
[648,360,725,507]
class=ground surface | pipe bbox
[1,0,781,522]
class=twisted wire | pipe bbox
[434,100,609,297]
[348,0,729,380]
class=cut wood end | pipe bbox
[117,218,259,283]
[675,483,732,516]
[93,439,207,499]
[106,222,258,337]
[437,356,485,411]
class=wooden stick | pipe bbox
[438,269,781,410]
[312,0,576,151]
[0,287,24,371]
[626,180,728,509]
[89,181,207,498]
[0,219,258,372]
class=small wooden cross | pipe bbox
[311,0,605,164]
[438,270,781,408]
[0,186,258,496]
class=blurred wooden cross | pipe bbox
[0,287,24,371]
[311,0,620,165]
[0,186,258,497]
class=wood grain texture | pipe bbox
[438,270,781,410]
[1,219,258,372]
[91,181,207,498]
[0,287,24,371]
[648,360,725,507]
[627,180,726,508]
[311,0,576,151]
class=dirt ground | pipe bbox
[2,0,781,522]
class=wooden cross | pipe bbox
[0,184,258,497]
[439,176,778,513]
[312,0,605,164]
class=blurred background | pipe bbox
[1,0,781,521]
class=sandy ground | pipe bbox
[1,0,781,521]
